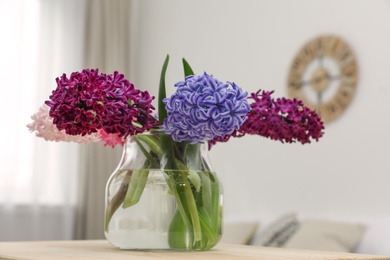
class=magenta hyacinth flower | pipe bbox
[209,90,325,148]
[45,69,157,138]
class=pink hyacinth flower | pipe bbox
[27,105,102,144]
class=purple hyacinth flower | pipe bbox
[162,72,250,143]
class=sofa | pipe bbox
[221,213,390,255]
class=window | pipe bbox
[0,0,84,206]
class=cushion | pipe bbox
[353,217,390,255]
[283,219,366,252]
[220,220,259,245]
[251,213,300,247]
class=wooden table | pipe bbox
[0,240,389,260]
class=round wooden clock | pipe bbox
[287,35,358,123]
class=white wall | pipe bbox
[132,0,390,222]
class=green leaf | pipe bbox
[158,54,170,125]
[133,137,159,168]
[168,209,187,249]
[182,58,195,77]
[187,170,201,192]
[122,169,150,208]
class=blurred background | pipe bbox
[1,0,389,255]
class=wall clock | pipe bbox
[287,35,358,123]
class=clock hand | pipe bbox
[317,91,323,104]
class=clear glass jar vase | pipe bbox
[104,129,223,250]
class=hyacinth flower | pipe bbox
[162,72,250,143]
[27,104,102,144]
[208,90,325,148]
[27,104,128,148]
[45,69,157,139]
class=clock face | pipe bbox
[287,35,358,123]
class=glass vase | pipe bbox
[104,129,223,250]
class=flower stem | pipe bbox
[104,170,132,231]
[179,171,202,243]
[136,135,162,158]
[198,209,216,246]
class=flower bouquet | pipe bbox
[28,55,324,250]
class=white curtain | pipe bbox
[74,0,135,239]
[0,0,87,241]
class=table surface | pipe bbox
[0,240,389,260]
